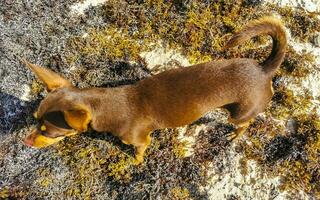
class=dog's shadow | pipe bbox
[84,130,136,157]
[0,92,39,135]
[83,130,135,157]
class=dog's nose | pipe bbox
[23,138,34,147]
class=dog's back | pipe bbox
[136,16,287,128]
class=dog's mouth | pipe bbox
[40,111,74,137]
[23,111,78,148]
[23,129,67,148]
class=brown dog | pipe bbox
[22,16,287,164]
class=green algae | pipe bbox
[0,187,9,199]
[31,79,44,95]
[170,186,190,200]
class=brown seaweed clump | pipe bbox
[2,0,320,199]
[240,115,320,197]
[63,0,320,198]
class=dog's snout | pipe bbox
[23,137,34,147]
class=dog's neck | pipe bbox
[79,86,140,134]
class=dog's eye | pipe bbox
[40,125,46,131]
[38,125,50,137]
[40,130,50,137]
[36,124,53,138]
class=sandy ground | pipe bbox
[1,0,319,199]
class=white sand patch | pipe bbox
[264,0,320,13]
[283,35,320,115]
[70,0,108,15]
[290,39,320,64]
[302,72,320,98]
[205,146,285,200]
[82,32,89,38]
[20,84,31,101]
[140,46,190,73]
[176,125,206,157]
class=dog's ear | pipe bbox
[37,97,92,132]
[63,105,92,132]
[20,58,72,91]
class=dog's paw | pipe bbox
[226,131,239,142]
[134,156,144,165]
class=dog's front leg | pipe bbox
[120,125,152,165]
[134,134,151,165]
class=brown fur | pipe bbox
[22,16,287,164]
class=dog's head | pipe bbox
[21,59,92,148]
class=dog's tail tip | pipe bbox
[223,16,287,74]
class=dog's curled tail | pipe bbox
[224,16,287,75]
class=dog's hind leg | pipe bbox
[227,120,253,141]
[223,102,258,141]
